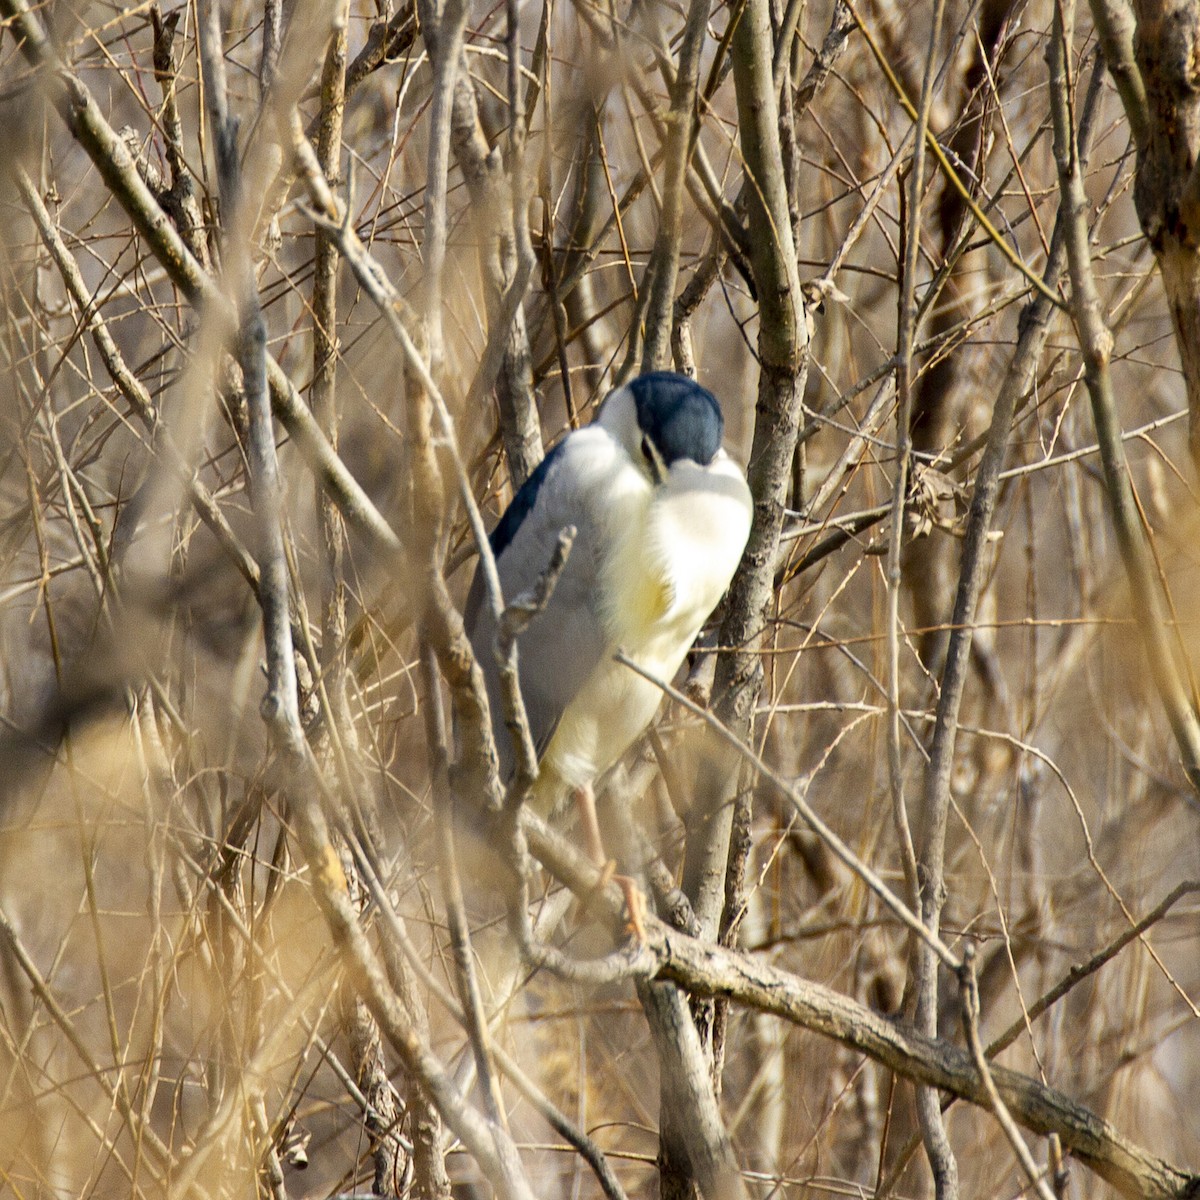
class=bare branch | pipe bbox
[960,947,1058,1200]
[1090,0,1150,149]
[639,0,713,372]
[0,0,403,559]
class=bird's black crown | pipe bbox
[629,371,724,467]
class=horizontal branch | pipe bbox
[522,811,1197,1200]
[655,930,1193,1200]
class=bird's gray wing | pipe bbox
[465,434,611,780]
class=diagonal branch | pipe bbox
[0,0,403,561]
[1089,0,1149,150]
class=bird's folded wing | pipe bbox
[465,434,613,777]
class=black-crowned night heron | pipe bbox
[466,371,752,924]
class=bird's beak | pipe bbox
[641,435,667,485]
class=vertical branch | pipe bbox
[637,979,751,1200]
[688,0,806,944]
[417,0,472,366]
[563,121,613,391]
[914,59,1105,1184]
[958,949,1058,1200]
[1088,0,1148,149]
[903,0,1016,675]
[887,4,960,1198]
[196,12,533,1200]
[419,645,508,1135]
[671,243,722,377]
[288,782,539,1200]
[639,0,713,372]
[890,5,942,907]
[449,61,542,486]
[197,5,292,1193]
[312,0,351,683]
[198,2,296,732]
[344,982,407,1195]
[500,0,540,481]
[1129,0,1200,469]
[261,0,283,91]
[400,349,533,1199]
[150,5,211,269]
[1050,0,1200,791]
[660,0,806,1187]
[310,8,409,1194]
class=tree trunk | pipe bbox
[1133,0,1200,467]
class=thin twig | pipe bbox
[349,838,632,1200]
[613,650,961,972]
[887,4,958,1189]
[959,946,1058,1200]
[13,166,262,597]
[0,0,403,559]
[846,0,1067,310]
[519,806,1198,1200]
[986,879,1200,1060]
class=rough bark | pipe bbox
[1132,0,1200,467]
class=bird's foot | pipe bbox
[585,862,646,941]
[575,785,646,940]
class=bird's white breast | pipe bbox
[543,445,752,790]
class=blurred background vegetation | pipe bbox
[0,0,1198,1197]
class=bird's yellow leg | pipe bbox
[573,784,646,941]
[574,783,613,885]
